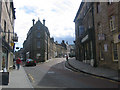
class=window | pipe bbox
[96,2,100,13]
[37,26,40,30]
[109,15,115,31]
[113,43,118,61]
[37,41,40,48]
[3,20,6,39]
[79,26,84,37]
[100,45,104,60]
[97,22,102,33]
[37,32,40,38]
[8,30,10,43]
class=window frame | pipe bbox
[37,41,40,48]
[109,15,116,31]
[37,32,40,38]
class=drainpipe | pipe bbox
[0,26,2,71]
[0,1,2,71]
[118,42,120,71]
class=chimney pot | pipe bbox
[43,19,45,26]
[32,19,35,26]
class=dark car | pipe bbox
[25,59,36,66]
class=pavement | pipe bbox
[1,65,33,89]
[66,57,120,82]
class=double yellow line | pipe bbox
[92,76,120,85]
[28,74,35,83]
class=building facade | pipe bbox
[23,19,67,62]
[74,2,120,70]
[0,0,16,71]
[94,2,119,70]
[74,2,97,67]
[23,19,50,62]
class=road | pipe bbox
[24,58,119,88]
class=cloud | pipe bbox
[19,6,36,14]
[13,0,81,49]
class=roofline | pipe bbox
[73,2,84,22]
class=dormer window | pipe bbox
[37,26,40,30]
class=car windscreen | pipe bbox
[26,59,33,62]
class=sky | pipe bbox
[13,0,82,49]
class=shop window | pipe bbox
[109,15,116,31]
[90,41,93,59]
[113,43,118,61]
[100,45,104,60]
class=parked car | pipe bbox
[25,59,36,66]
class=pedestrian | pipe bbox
[2,56,6,71]
[16,57,21,70]
[13,58,16,69]
[66,55,68,61]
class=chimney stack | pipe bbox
[32,19,35,26]
[43,19,45,26]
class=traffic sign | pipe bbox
[118,34,120,40]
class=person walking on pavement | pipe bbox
[16,57,21,70]
[66,55,68,61]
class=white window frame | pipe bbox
[110,15,116,31]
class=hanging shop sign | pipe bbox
[10,43,14,46]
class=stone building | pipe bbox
[23,19,50,62]
[94,2,120,70]
[74,2,96,67]
[56,43,67,58]
[50,37,57,58]
[74,2,120,70]
[0,0,16,71]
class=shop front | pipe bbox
[80,28,96,67]
[2,38,14,71]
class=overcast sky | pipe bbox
[13,0,82,49]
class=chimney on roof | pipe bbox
[32,19,35,26]
[43,19,45,26]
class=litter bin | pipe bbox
[2,72,9,85]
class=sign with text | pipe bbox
[98,34,105,40]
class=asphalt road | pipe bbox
[24,58,119,88]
